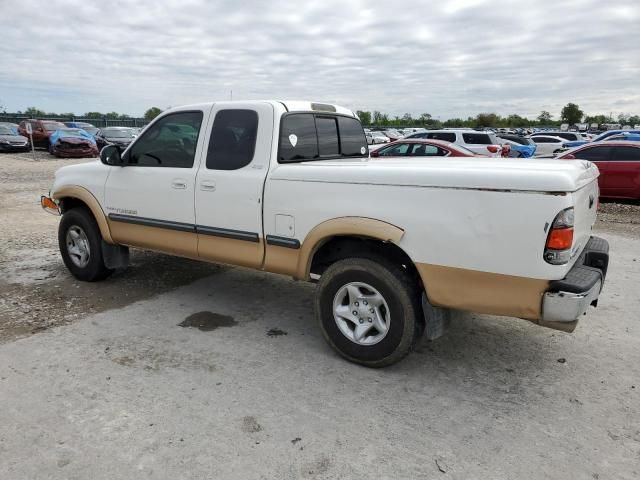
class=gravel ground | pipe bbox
[0,152,639,479]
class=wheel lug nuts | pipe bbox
[369,308,374,313]
[367,317,372,322]
[352,310,358,316]
[359,318,364,324]
[363,300,368,305]
[354,302,359,306]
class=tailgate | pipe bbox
[570,178,599,264]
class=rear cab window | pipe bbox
[278,113,368,163]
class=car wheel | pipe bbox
[58,207,113,282]
[315,257,422,367]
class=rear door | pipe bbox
[194,102,274,268]
[607,146,640,198]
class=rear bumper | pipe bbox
[542,236,609,323]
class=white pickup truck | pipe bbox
[42,100,609,367]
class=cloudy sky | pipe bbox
[1,0,638,119]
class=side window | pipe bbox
[379,144,410,156]
[316,116,339,157]
[128,111,203,168]
[575,146,611,161]
[206,109,258,170]
[426,132,456,142]
[338,116,367,156]
[462,133,491,145]
[611,146,640,161]
[533,137,551,143]
[410,144,442,156]
[279,113,318,162]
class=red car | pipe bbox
[370,139,482,158]
[557,141,640,200]
[18,119,66,149]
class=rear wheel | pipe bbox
[58,207,113,281]
[315,257,422,367]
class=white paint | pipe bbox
[289,134,297,147]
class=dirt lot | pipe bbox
[1,151,639,479]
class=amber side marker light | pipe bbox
[41,195,60,216]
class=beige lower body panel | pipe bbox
[198,235,263,270]
[416,263,550,322]
[108,221,199,260]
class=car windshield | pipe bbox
[0,126,15,135]
[58,129,85,138]
[104,128,134,138]
[44,123,64,131]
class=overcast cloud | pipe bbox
[0,0,638,119]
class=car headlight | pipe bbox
[0,140,10,145]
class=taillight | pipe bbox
[487,145,499,154]
[544,208,574,265]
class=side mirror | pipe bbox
[563,154,576,160]
[100,144,123,166]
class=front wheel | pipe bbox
[315,257,422,367]
[58,208,113,281]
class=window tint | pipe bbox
[574,146,611,161]
[532,137,557,143]
[409,144,443,156]
[279,114,318,162]
[379,143,410,156]
[408,132,428,139]
[462,133,492,145]
[338,116,367,156]
[128,111,203,168]
[426,132,456,142]
[611,146,640,161]
[206,109,258,170]
[316,116,339,157]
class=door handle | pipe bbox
[171,179,187,190]
[200,181,216,192]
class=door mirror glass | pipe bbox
[100,144,122,166]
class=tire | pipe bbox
[315,257,422,367]
[58,207,113,281]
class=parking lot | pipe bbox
[1,152,639,479]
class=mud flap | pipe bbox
[421,293,451,341]
[101,241,129,269]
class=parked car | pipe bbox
[405,129,504,157]
[529,135,566,156]
[0,125,30,152]
[497,134,537,158]
[364,129,390,145]
[95,127,137,150]
[557,141,640,199]
[370,139,480,157]
[602,133,640,143]
[531,131,586,142]
[0,122,20,135]
[18,119,66,148]
[562,129,640,149]
[42,100,608,367]
[49,128,99,158]
[370,128,403,141]
[64,121,96,130]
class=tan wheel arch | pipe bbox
[296,217,406,279]
[52,186,114,244]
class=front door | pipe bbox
[104,109,209,258]
[194,102,274,269]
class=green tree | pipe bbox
[476,112,499,128]
[401,113,413,124]
[25,107,46,117]
[144,107,163,121]
[537,110,552,124]
[356,110,371,126]
[560,103,584,124]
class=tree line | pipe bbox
[6,106,164,121]
[357,103,640,128]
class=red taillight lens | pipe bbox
[487,145,499,153]
[546,227,574,250]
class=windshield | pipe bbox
[0,126,15,135]
[58,129,85,138]
[103,128,134,138]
